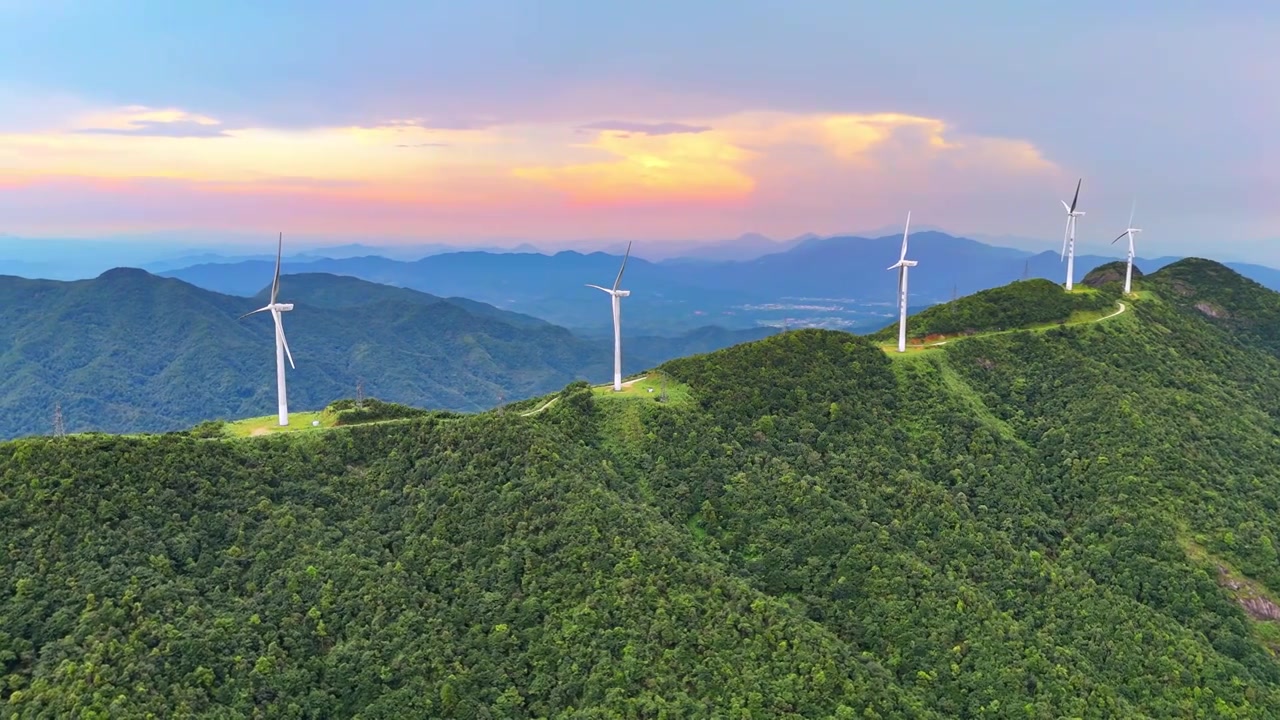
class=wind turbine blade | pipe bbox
[239,306,271,320]
[1112,231,1128,244]
[1069,178,1082,213]
[900,211,911,262]
[585,284,613,294]
[1127,199,1136,229]
[271,232,283,303]
[897,266,903,301]
[1061,199,1071,213]
[1061,219,1071,260]
[612,240,632,291]
[274,311,295,370]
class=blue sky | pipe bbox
[0,1,1276,261]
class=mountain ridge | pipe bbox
[0,269,771,439]
[8,258,1280,716]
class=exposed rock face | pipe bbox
[1195,301,1229,319]
[1217,565,1280,621]
[1241,596,1280,621]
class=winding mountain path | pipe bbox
[1101,301,1128,320]
[519,397,559,417]
[910,300,1128,351]
[518,376,647,416]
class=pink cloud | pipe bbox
[0,174,750,239]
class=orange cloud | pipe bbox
[0,102,1064,238]
[512,128,757,205]
[511,111,1057,205]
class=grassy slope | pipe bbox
[223,410,335,437]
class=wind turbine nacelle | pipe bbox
[615,290,631,297]
[274,303,295,312]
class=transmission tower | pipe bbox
[52,402,65,438]
[1023,260,1030,280]
[356,378,365,408]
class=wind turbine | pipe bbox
[240,233,296,426]
[1112,200,1142,294]
[1060,178,1085,291]
[586,241,632,391]
[887,212,918,353]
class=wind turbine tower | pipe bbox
[586,241,633,391]
[1060,179,1085,291]
[1112,200,1142,295]
[240,233,296,426]
[887,212,918,353]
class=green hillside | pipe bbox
[868,278,1115,344]
[0,269,770,439]
[1143,257,1280,354]
[8,259,1280,716]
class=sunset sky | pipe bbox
[0,1,1276,259]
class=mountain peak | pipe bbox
[96,266,156,282]
[1081,261,1142,289]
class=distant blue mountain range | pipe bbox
[155,231,1280,333]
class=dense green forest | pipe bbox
[6,258,1280,717]
[0,269,770,439]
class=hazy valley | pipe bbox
[153,231,1280,335]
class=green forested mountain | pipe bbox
[868,277,1116,342]
[7,259,1280,717]
[0,269,770,439]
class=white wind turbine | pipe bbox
[887,212,918,353]
[1060,178,1085,291]
[1112,200,1142,294]
[586,241,633,391]
[240,233,296,426]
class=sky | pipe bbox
[0,1,1277,261]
